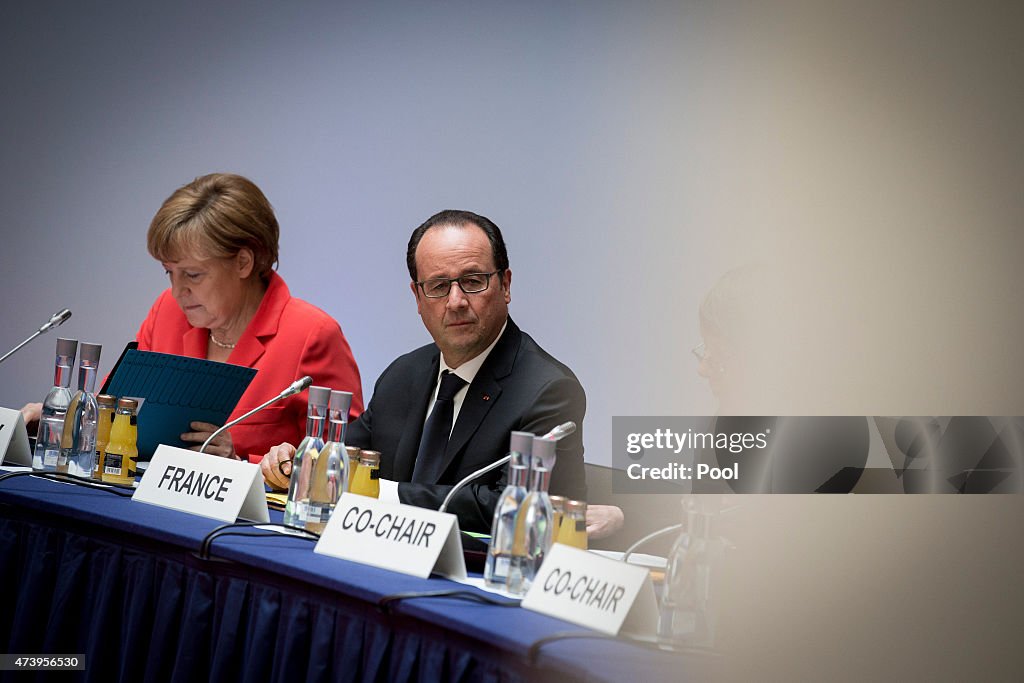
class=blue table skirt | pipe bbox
[0,474,706,683]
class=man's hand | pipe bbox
[586,504,625,540]
[261,442,296,491]
[181,421,237,459]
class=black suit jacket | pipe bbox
[345,318,587,532]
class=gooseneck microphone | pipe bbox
[0,308,73,365]
[199,376,313,455]
[438,421,577,513]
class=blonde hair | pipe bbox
[147,173,279,278]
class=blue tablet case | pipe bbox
[104,349,257,460]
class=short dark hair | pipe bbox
[406,209,510,281]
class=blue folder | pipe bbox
[104,349,257,460]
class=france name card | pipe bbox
[314,493,467,580]
[521,544,658,637]
[0,407,32,467]
[133,444,269,523]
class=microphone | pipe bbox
[199,376,313,454]
[438,421,577,513]
[0,308,73,365]
[40,308,73,334]
[541,421,576,441]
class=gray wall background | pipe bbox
[2,1,1023,465]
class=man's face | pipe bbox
[411,224,511,368]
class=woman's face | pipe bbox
[161,251,251,330]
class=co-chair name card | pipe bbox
[314,493,467,580]
[521,544,658,637]
[0,407,33,468]
[133,444,269,523]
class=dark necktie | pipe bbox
[412,370,468,483]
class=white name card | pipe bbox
[0,407,33,468]
[521,544,658,637]
[132,444,269,523]
[314,493,466,580]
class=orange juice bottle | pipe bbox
[350,450,380,498]
[549,495,566,541]
[346,446,362,491]
[102,398,138,485]
[92,394,117,480]
[558,499,588,549]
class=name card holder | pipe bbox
[0,407,33,468]
[314,493,466,580]
[521,544,658,637]
[133,444,269,523]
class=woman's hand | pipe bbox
[181,421,238,459]
[261,442,297,491]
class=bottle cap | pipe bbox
[509,431,534,456]
[329,390,353,415]
[565,499,587,515]
[97,394,117,409]
[531,436,557,470]
[345,446,361,460]
[360,450,380,467]
[549,495,567,512]
[79,342,102,365]
[117,397,139,411]
[308,385,331,407]
[56,337,78,358]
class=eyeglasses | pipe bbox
[415,271,499,298]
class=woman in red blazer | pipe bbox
[138,173,362,461]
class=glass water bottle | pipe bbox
[59,342,102,477]
[506,436,555,595]
[33,337,78,471]
[306,390,353,533]
[483,431,533,588]
[283,385,330,528]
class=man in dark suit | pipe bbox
[262,209,586,532]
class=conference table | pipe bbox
[0,469,714,682]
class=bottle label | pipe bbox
[370,470,380,480]
[576,520,586,532]
[43,450,59,467]
[306,503,333,523]
[105,453,123,476]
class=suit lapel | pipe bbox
[391,352,439,481]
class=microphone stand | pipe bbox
[438,421,577,513]
[199,376,313,455]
